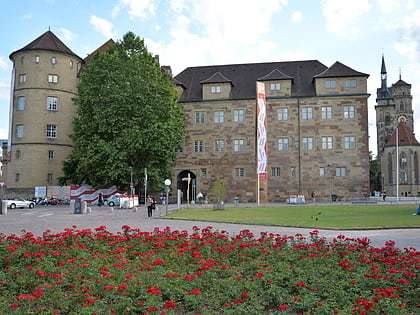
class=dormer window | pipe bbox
[325,80,336,88]
[270,83,280,90]
[211,85,221,94]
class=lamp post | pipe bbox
[164,179,171,215]
[144,168,148,206]
[129,166,134,195]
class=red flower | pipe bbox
[163,300,176,309]
[241,291,249,298]
[279,304,289,310]
[188,288,201,295]
[296,282,307,287]
[233,298,244,304]
[10,304,19,310]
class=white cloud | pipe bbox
[0,57,7,70]
[23,13,32,20]
[89,15,117,38]
[322,0,372,37]
[60,28,77,41]
[114,0,156,20]
[376,0,400,12]
[291,11,302,23]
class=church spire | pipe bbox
[381,54,387,90]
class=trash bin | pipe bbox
[74,198,82,214]
[234,196,239,207]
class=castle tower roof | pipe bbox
[9,30,82,60]
[385,121,420,147]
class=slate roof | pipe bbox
[385,122,420,147]
[174,60,368,102]
[200,71,233,85]
[313,61,369,79]
[257,69,294,81]
[393,79,410,86]
[9,30,82,60]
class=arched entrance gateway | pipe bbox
[177,170,196,203]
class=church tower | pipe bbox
[375,55,413,157]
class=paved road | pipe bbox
[0,205,418,250]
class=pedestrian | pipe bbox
[414,204,420,215]
[383,192,386,201]
[98,193,103,207]
[197,191,204,204]
[311,191,315,202]
[146,195,153,217]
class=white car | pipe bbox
[5,198,35,209]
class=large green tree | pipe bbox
[60,32,184,190]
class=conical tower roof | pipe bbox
[9,30,82,60]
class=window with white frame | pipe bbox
[47,97,58,111]
[48,74,58,83]
[35,56,40,63]
[48,150,55,159]
[214,111,224,123]
[234,139,244,152]
[19,74,26,83]
[302,137,313,150]
[215,139,225,152]
[47,173,53,183]
[321,136,333,149]
[271,167,280,177]
[195,111,205,124]
[234,167,245,177]
[343,106,355,119]
[194,140,203,152]
[319,167,325,176]
[17,96,25,110]
[277,108,288,120]
[325,80,336,88]
[344,136,356,149]
[290,167,296,177]
[51,57,56,64]
[16,125,24,138]
[69,60,73,69]
[321,106,332,119]
[211,85,221,93]
[278,138,289,151]
[46,125,57,138]
[301,107,313,120]
[270,82,280,90]
[335,167,346,176]
[345,79,356,88]
[234,109,245,122]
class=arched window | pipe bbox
[388,152,393,184]
[400,102,404,111]
[400,152,408,184]
[414,152,419,185]
[385,112,391,125]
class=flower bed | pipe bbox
[0,225,418,314]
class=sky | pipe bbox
[1,0,420,157]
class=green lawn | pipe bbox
[165,204,420,228]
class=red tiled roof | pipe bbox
[385,121,420,147]
[84,39,115,64]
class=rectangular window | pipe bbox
[47,173,53,183]
[302,137,313,150]
[35,56,40,63]
[319,167,325,176]
[195,111,205,124]
[16,124,24,138]
[214,111,224,123]
[321,136,333,149]
[215,139,225,152]
[19,74,26,83]
[343,105,355,119]
[46,124,57,138]
[194,140,203,152]
[69,60,73,69]
[200,168,207,177]
[48,150,55,159]
[325,80,336,88]
[234,167,245,177]
[345,79,357,88]
[278,138,289,151]
[301,107,313,120]
[270,82,280,90]
[211,85,221,93]
[234,109,244,122]
[271,167,280,177]
[234,139,244,152]
[277,108,288,120]
[344,136,356,149]
[321,106,332,119]
[16,149,21,160]
[17,96,25,110]
[336,167,346,177]
[290,167,296,177]
[48,74,58,83]
[47,96,58,111]
[51,57,56,65]
[15,172,20,183]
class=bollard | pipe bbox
[0,200,7,215]
[109,207,114,213]
[133,207,137,212]
[87,207,92,213]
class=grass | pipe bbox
[165,204,420,228]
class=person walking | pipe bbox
[98,193,104,207]
[146,195,153,218]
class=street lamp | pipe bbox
[164,179,171,215]
[129,166,134,195]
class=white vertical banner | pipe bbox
[256,81,268,203]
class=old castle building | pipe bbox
[4,31,371,201]
[173,61,370,202]
[375,56,420,197]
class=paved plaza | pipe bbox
[0,204,418,250]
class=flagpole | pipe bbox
[396,126,399,202]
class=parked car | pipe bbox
[5,198,35,209]
[105,194,120,207]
